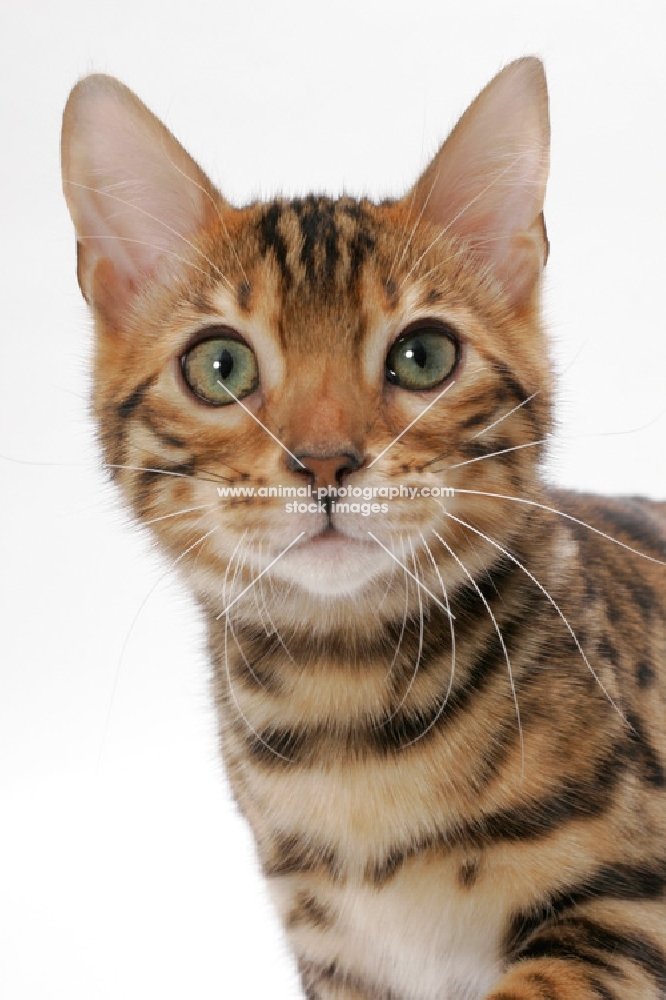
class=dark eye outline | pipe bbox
[179,325,259,407]
[385,320,460,391]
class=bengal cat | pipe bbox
[61,58,666,999]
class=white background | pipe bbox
[1,2,665,998]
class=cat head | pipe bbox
[61,58,552,627]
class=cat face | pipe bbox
[61,59,552,621]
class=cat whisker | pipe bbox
[0,451,238,488]
[215,380,306,470]
[413,229,515,289]
[366,532,454,619]
[556,407,666,440]
[216,532,306,619]
[106,461,236,487]
[158,134,250,287]
[378,551,410,683]
[227,532,269,689]
[254,547,298,667]
[398,152,529,291]
[141,503,215,527]
[387,168,441,283]
[65,180,235,291]
[432,528,524,774]
[449,438,549,472]
[222,529,248,609]
[386,185,419,286]
[394,533,457,747]
[222,532,296,763]
[432,501,630,728]
[376,537,424,729]
[471,391,540,440]
[367,381,456,470]
[425,436,549,475]
[251,539,272,637]
[96,520,218,769]
[256,539,275,635]
[223,615,293,764]
[75,234,212,279]
[376,554,399,612]
[447,488,666,568]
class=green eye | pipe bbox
[386,325,458,391]
[181,333,259,405]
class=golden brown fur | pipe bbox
[61,59,666,998]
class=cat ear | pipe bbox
[408,57,549,307]
[61,74,218,310]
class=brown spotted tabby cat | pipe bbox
[61,58,666,999]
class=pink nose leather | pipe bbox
[293,453,361,492]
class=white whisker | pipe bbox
[442,437,549,473]
[142,503,215,527]
[215,380,306,469]
[471,391,540,440]
[76,234,211,278]
[433,502,630,728]
[432,528,524,773]
[388,168,440,282]
[222,538,295,764]
[396,533,457,747]
[107,462,230,485]
[216,533,306,619]
[379,554,410,683]
[398,152,529,290]
[367,381,456,470]
[65,180,234,290]
[367,532,454,619]
[450,489,666,567]
[96,521,217,769]
[158,134,250,286]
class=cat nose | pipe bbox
[289,451,362,492]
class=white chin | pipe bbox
[272,533,389,596]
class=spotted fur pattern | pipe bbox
[61,59,666,998]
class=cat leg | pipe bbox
[486,952,662,999]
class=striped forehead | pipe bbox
[257,195,378,291]
[244,196,384,351]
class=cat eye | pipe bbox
[181,332,259,406]
[385,323,458,391]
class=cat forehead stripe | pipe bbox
[257,196,378,290]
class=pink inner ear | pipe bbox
[414,58,549,298]
[62,75,214,293]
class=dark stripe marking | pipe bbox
[626,711,666,788]
[506,857,666,958]
[265,832,341,880]
[140,410,188,450]
[636,660,656,689]
[258,201,290,286]
[286,891,334,931]
[600,501,666,560]
[371,746,629,886]
[518,917,666,992]
[117,377,154,421]
[523,972,559,1000]
[292,196,340,286]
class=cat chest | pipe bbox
[273,854,506,1000]
[235,719,511,996]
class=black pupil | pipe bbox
[218,349,234,380]
[410,339,427,368]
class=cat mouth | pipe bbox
[271,525,387,596]
[301,526,367,552]
[309,527,350,543]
